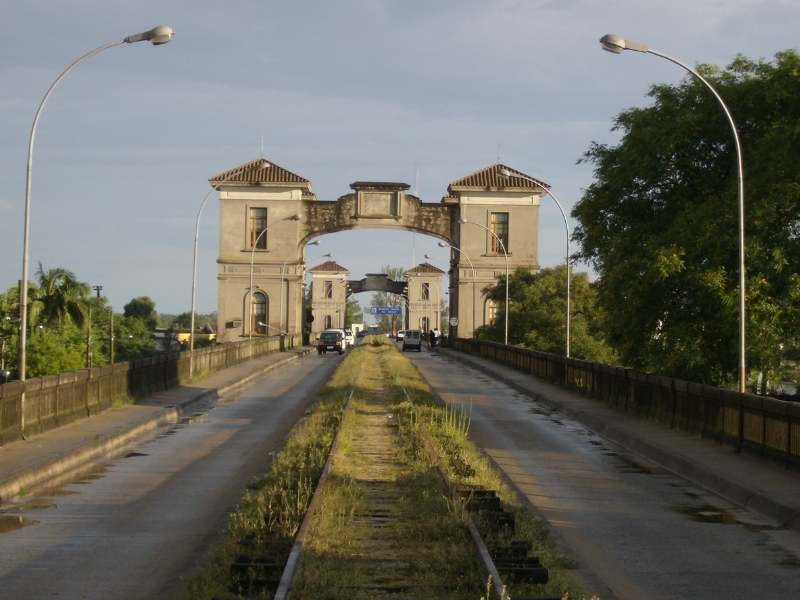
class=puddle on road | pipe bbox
[0,515,37,534]
[71,464,108,485]
[180,413,208,425]
[672,503,779,532]
[18,497,57,510]
[124,451,149,458]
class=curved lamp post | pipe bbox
[249,214,300,341]
[189,159,269,377]
[498,168,571,357]
[438,241,477,338]
[599,33,746,394]
[459,217,509,345]
[19,25,174,385]
[17,26,172,439]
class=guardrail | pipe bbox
[0,334,301,445]
[453,338,800,466]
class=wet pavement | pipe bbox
[0,353,340,600]
[410,349,800,600]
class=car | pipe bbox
[402,329,422,352]
[356,329,367,339]
[396,330,405,341]
[343,329,355,347]
[317,330,344,355]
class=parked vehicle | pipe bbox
[396,330,405,341]
[317,330,344,355]
[343,329,355,347]
[402,329,422,352]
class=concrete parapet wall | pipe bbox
[454,338,800,466]
[0,334,301,445]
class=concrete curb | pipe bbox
[0,350,309,503]
[441,348,800,532]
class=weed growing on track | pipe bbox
[289,340,486,599]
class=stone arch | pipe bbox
[213,159,542,343]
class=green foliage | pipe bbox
[344,297,362,327]
[123,296,158,330]
[30,263,91,329]
[115,315,156,362]
[479,267,616,363]
[370,265,406,331]
[573,50,800,386]
[26,323,86,377]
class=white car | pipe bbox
[396,330,405,341]
[343,329,355,347]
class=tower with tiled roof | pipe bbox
[445,163,544,338]
[309,260,350,335]
[213,157,313,342]
[405,262,445,333]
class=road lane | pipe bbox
[0,353,342,600]
[410,349,800,600]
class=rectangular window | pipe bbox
[490,212,509,254]
[324,280,333,299]
[249,208,268,249]
[421,282,430,301]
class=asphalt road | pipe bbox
[408,347,800,600]
[0,353,342,600]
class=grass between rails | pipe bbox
[289,341,485,599]
[182,351,359,600]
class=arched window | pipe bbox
[324,315,332,329]
[420,316,430,332]
[486,299,498,325]
[252,292,268,334]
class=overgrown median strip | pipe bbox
[184,338,594,599]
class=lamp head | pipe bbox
[424,254,432,260]
[307,240,320,247]
[124,25,174,45]
[599,33,648,54]
[437,241,450,248]
[459,217,469,224]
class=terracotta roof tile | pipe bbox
[309,260,349,273]
[405,262,445,275]
[209,158,312,187]
[448,163,549,193]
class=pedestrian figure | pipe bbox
[429,329,436,349]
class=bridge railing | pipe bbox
[0,334,301,445]
[453,338,800,466]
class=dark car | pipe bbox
[317,330,344,355]
[402,329,422,352]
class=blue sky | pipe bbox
[1,0,797,315]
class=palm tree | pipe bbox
[32,264,91,329]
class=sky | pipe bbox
[1,0,797,316]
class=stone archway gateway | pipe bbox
[211,158,547,343]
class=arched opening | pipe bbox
[420,316,430,332]
[252,292,268,335]
[324,314,333,329]
[485,299,498,326]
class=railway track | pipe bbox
[272,343,555,600]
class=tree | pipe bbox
[345,297,363,327]
[31,263,90,329]
[370,266,405,332]
[124,296,158,330]
[478,266,616,363]
[572,50,800,387]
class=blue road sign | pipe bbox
[370,306,402,315]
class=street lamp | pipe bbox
[459,217,509,345]
[498,167,571,357]
[599,33,746,394]
[281,240,320,339]
[18,25,174,391]
[249,214,301,341]
[189,159,269,377]
[438,241,477,338]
